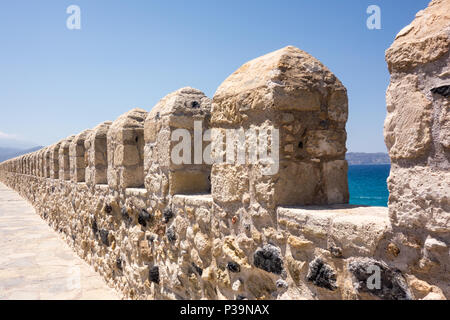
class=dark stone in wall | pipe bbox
[163,208,174,223]
[149,266,160,284]
[166,227,176,242]
[99,229,109,246]
[431,85,450,98]
[306,258,337,291]
[116,258,123,271]
[348,258,412,300]
[138,209,152,227]
[191,263,203,276]
[253,244,284,275]
[104,204,112,214]
[92,219,98,234]
[121,207,132,226]
[329,246,343,258]
[227,261,241,273]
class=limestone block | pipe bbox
[211,164,248,203]
[329,210,391,257]
[211,46,349,209]
[49,142,61,179]
[85,121,111,186]
[305,130,347,158]
[69,129,91,183]
[59,136,75,181]
[384,0,450,258]
[144,87,212,196]
[43,147,51,178]
[273,161,321,206]
[323,160,349,204]
[385,0,450,72]
[384,75,432,160]
[212,46,347,125]
[107,108,147,189]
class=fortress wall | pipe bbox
[0,24,448,300]
[384,0,449,295]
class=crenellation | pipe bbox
[0,7,448,300]
[144,87,212,200]
[85,121,112,186]
[59,136,75,181]
[69,129,91,183]
[50,142,61,179]
[107,108,147,190]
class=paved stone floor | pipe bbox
[0,183,120,300]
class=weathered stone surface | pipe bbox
[211,45,349,212]
[69,129,91,182]
[59,136,75,181]
[385,0,450,72]
[384,0,449,298]
[212,46,347,125]
[144,87,212,199]
[384,75,433,160]
[1,20,448,299]
[107,108,147,189]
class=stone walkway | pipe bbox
[0,183,119,300]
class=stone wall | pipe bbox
[384,0,449,298]
[0,26,448,300]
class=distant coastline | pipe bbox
[0,148,391,166]
[346,152,390,165]
[0,146,43,163]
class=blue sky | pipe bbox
[0,0,430,151]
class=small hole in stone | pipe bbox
[298,141,303,149]
[191,101,200,109]
[135,136,139,143]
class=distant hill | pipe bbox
[0,146,43,163]
[346,152,390,165]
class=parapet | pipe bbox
[85,121,112,186]
[107,108,147,189]
[211,46,349,219]
[0,21,447,299]
[384,0,449,293]
[59,136,75,181]
[144,87,212,199]
[69,129,92,183]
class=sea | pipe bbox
[348,164,390,207]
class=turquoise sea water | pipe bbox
[348,164,390,207]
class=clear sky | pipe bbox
[0,0,430,152]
